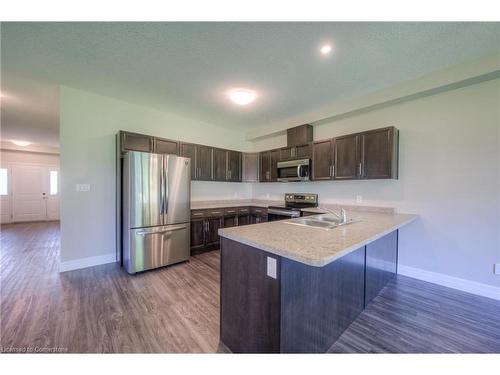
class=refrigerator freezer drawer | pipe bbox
[123,223,190,274]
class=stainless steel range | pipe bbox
[267,193,318,221]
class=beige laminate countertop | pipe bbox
[191,200,279,210]
[191,199,395,213]
[218,211,417,267]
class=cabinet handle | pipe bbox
[332,165,335,178]
[358,163,362,177]
[207,221,210,232]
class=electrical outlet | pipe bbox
[76,184,91,192]
[356,195,363,203]
[494,263,500,275]
[267,257,277,279]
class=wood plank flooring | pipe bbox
[1,222,220,353]
[1,222,499,353]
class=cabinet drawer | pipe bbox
[207,209,224,217]
[250,207,268,216]
[237,207,250,215]
[224,208,238,215]
[191,210,207,219]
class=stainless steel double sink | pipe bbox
[285,214,359,230]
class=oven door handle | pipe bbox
[267,208,301,217]
[297,164,302,178]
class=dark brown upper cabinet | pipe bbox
[179,142,197,180]
[213,149,241,182]
[180,142,213,181]
[213,148,228,181]
[269,149,280,182]
[287,124,313,146]
[279,143,311,161]
[227,150,242,182]
[260,149,281,182]
[153,137,178,155]
[120,131,154,153]
[312,139,334,180]
[334,134,361,180]
[196,145,213,181]
[242,153,259,182]
[260,151,271,182]
[359,127,399,179]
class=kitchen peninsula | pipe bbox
[218,210,417,353]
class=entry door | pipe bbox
[12,165,47,222]
[46,168,60,220]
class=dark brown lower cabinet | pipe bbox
[190,213,223,256]
[190,219,206,254]
[237,214,250,226]
[220,230,399,353]
[190,206,260,254]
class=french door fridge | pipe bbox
[122,151,191,274]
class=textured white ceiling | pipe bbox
[1,22,499,146]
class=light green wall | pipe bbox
[252,79,500,288]
[59,86,252,262]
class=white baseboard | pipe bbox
[59,253,117,273]
[398,265,500,301]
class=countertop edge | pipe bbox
[219,215,417,267]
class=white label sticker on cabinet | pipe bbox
[267,257,277,279]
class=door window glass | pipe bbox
[0,168,7,195]
[49,170,58,195]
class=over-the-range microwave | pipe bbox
[277,158,310,182]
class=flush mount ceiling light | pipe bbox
[11,140,32,147]
[227,88,257,106]
[320,44,333,55]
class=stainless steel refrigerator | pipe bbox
[122,151,191,274]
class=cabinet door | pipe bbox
[312,140,333,180]
[190,219,206,251]
[196,145,213,181]
[206,217,223,247]
[121,131,153,153]
[154,138,178,155]
[279,147,293,161]
[242,153,259,182]
[227,151,241,182]
[360,127,398,179]
[259,152,270,182]
[238,215,250,226]
[224,208,238,228]
[295,143,311,159]
[213,148,228,181]
[180,143,197,180]
[334,134,360,180]
[269,149,280,182]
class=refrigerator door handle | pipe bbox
[136,224,188,236]
[160,157,165,215]
[164,155,169,216]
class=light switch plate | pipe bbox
[267,257,277,279]
[76,184,91,192]
[356,195,363,203]
[494,263,500,275]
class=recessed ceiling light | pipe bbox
[227,89,257,106]
[320,44,333,55]
[11,140,32,147]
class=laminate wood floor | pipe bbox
[1,222,499,353]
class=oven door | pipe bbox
[267,208,301,222]
[277,159,310,182]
